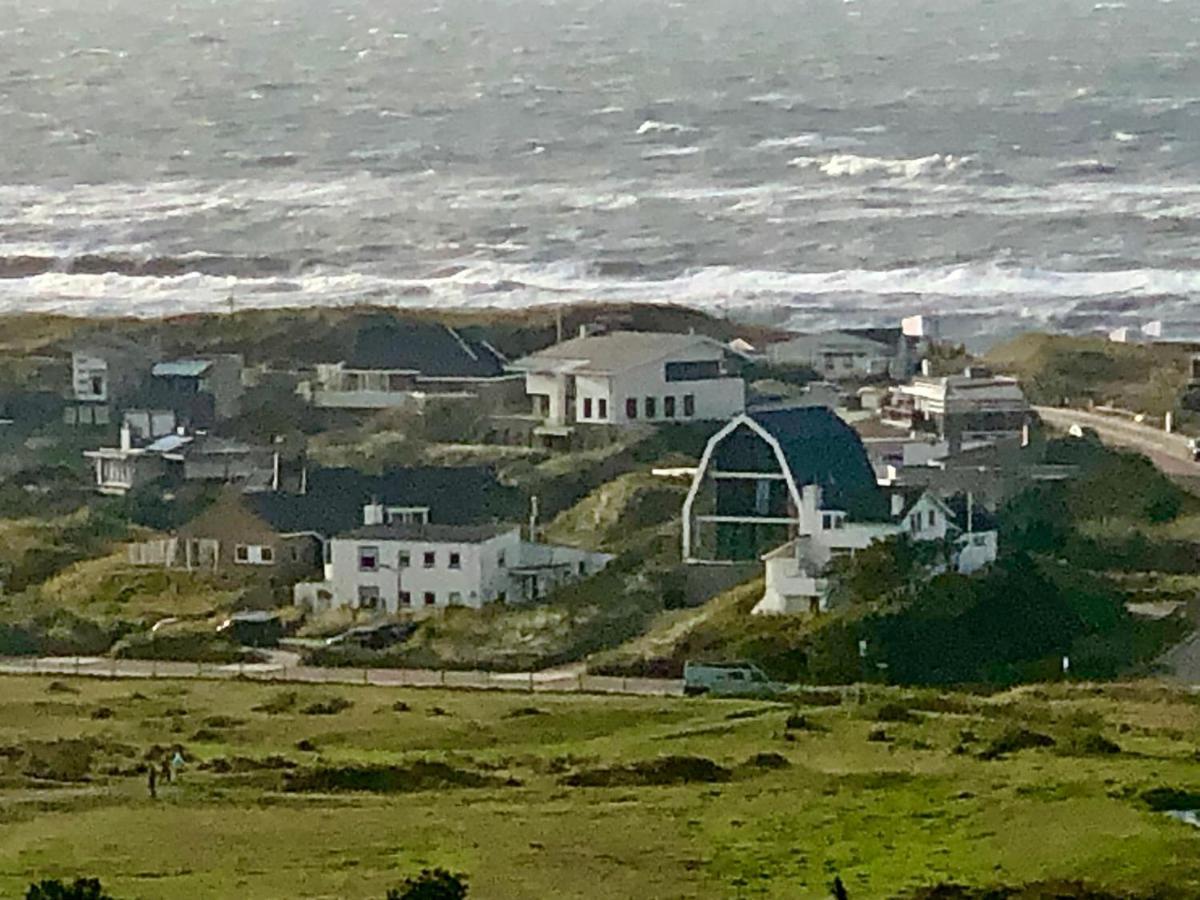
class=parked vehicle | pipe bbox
[324,621,417,651]
[216,611,283,648]
[683,661,781,697]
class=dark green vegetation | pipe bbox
[985,332,1193,417]
[597,435,1194,686]
[2,675,1200,898]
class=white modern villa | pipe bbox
[508,330,746,441]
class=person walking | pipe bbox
[147,764,157,799]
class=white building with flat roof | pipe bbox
[509,331,745,440]
[309,522,613,613]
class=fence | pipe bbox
[0,656,683,697]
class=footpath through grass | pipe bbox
[0,676,1198,899]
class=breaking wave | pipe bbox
[789,153,970,178]
[635,119,698,136]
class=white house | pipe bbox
[508,330,745,440]
[765,328,920,381]
[882,366,1031,448]
[64,335,157,427]
[302,521,613,613]
[754,487,998,616]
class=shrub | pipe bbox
[1141,786,1200,812]
[253,691,298,714]
[979,728,1056,760]
[300,696,353,716]
[285,761,503,794]
[1067,732,1121,756]
[386,868,469,900]
[875,702,918,723]
[742,752,790,770]
[24,740,95,782]
[562,756,732,788]
[25,878,113,900]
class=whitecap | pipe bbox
[1112,131,1138,142]
[641,146,702,160]
[636,119,697,136]
[755,134,821,150]
[788,153,968,179]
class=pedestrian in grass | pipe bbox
[160,756,172,784]
[147,764,157,799]
[831,876,849,900]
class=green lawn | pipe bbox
[0,677,1198,898]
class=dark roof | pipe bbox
[944,494,999,532]
[247,466,518,536]
[342,523,515,542]
[842,327,918,348]
[345,320,508,377]
[747,406,889,520]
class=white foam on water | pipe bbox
[789,153,969,178]
[6,259,1200,321]
[635,119,698,136]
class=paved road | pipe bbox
[0,656,684,697]
[1035,406,1199,477]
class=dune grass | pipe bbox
[0,676,1198,898]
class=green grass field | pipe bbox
[1,676,1199,899]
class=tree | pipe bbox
[386,869,469,900]
[26,878,113,900]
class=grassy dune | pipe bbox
[0,676,1198,898]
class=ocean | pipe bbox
[2,0,1200,345]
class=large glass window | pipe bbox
[625,398,637,419]
[665,360,721,382]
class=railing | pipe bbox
[0,656,684,697]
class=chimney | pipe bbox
[119,423,133,452]
[920,358,933,377]
[363,501,385,526]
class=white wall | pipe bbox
[525,372,568,425]
[328,529,522,612]
[609,351,744,425]
[573,374,613,423]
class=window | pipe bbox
[578,561,587,576]
[423,591,436,606]
[497,550,506,568]
[625,398,638,419]
[597,398,608,419]
[399,591,412,606]
[449,552,461,569]
[234,544,274,565]
[398,550,410,568]
[235,545,250,563]
[928,510,936,527]
[755,480,771,515]
[683,394,695,417]
[664,396,676,418]
[358,546,379,572]
[260,546,274,564]
[89,375,104,396]
[423,551,436,568]
[664,360,721,382]
[357,585,381,609]
[644,396,656,418]
[497,590,507,603]
[448,591,462,605]
[909,514,920,531]
[821,513,833,530]
[834,517,845,530]
[582,397,593,419]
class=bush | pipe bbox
[300,696,353,716]
[875,702,918,723]
[253,691,298,714]
[387,868,469,900]
[979,728,1056,761]
[1067,732,1121,756]
[24,740,95,782]
[285,761,504,794]
[1141,786,1200,812]
[25,878,113,900]
[562,756,732,788]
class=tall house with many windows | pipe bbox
[509,330,745,444]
